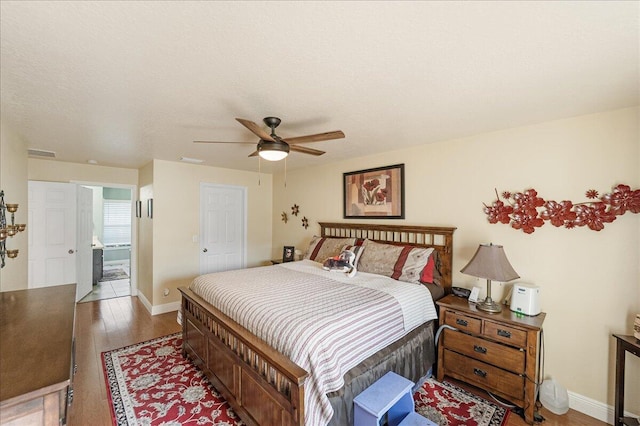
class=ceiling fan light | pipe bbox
[259,150,288,161]
[257,140,289,161]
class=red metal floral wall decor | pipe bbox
[484,184,640,234]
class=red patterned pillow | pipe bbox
[358,239,435,284]
[303,237,357,261]
[420,253,435,283]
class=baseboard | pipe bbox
[136,292,153,315]
[151,300,181,316]
[135,293,180,316]
[568,390,638,424]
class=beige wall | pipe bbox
[137,161,154,303]
[28,158,138,186]
[22,158,273,310]
[0,120,29,290]
[272,107,640,416]
[149,159,272,307]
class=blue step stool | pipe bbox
[353,371,435,426]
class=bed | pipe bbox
[179,222,455,426]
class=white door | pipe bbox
[200,184,246,275]
[28,181,77,289]
[76,186,93,301]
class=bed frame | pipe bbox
[179,222,455,426]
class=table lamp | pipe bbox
[460,243,520,313]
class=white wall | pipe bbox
[271,107,640,420]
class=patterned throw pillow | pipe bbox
[357,239,435,284]
[303,237,357,261]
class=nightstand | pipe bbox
[436,295,546,424]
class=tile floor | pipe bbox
[80,264,131,302]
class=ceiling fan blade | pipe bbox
[194,140,256,144]
[236,118,275,142]
[289,145,325,156]
[248,151,259,157]
[283,130,345,144]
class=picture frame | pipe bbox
[282,246,295,263]
[343,163,405,219]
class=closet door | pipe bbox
[199,183,246,275]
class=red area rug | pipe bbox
[103,334,510,426]
[414,378,510,426]
[102,333,243,425]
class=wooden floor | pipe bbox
[69,296,607,426]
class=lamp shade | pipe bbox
[460,243,520,282]
[258,140,289,161]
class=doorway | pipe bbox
[79,185,135,302]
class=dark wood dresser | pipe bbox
[437,294,545,425]
[0,284,76,426]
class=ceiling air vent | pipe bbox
[28,149,56,158]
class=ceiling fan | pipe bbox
[194,117,345,161]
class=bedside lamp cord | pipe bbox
[434,324,457,347]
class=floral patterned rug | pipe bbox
[103,333,509,426]
[102,333,243,425]
[414,378,510,426]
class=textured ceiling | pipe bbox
[1,1,638,173]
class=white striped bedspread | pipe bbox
[189,259,438,426]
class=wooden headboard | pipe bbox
[319,222,456,293]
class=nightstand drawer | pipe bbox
[444,311,481,334]
[442,329,525,374]
[443,350,524,401]
[484,320,527,347]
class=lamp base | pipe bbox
[476,297,503,313]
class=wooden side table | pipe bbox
[613,334,640,426]
[436,295,545,424]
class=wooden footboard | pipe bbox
[179,287,308,426]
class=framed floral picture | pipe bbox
[343,164,405,219]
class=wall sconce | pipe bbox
[0,190,27,268]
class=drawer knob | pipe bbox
[456,318,468,327]
[474,345,487,354]
[473,368,487,378]
[497,329,512,338]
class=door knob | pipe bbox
[68,249,75,254]
[202,248,208,253]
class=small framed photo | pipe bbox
[283,246,295,263]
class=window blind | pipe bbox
[103,200,131,245]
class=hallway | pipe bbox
[80,263,130,303]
